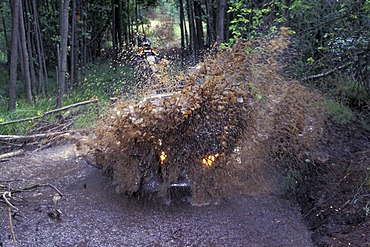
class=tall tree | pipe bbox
[56,0,70,107]
[204,0,216,46]
[1,5,10,64]
[70,0,81,89]
[186,0,197,55]
[18,0,32,104]
[194,0,204,48]
[178,0,186,49]
[8,0,20,111]
[32,0,48,95]
[216,0,226,44]
[24,0,37,97]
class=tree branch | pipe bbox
[301,61,353,81]
[0,132,68,142]
[0,150,24,160]
[0,99,98,127]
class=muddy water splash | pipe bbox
[81,28,325,205]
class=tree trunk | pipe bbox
[179,0,185,49]
[81,0,88,71]
[1,10,9,65]
[194,0,204,49]
[32,0,48,96]
[366,42,370,93]
[117,0,123,47]
[56,0,70,108]
[70,0,80,89]
[111,0,118,62]
[8,0,21,111]
[18,0,32,103]
[186,0,197,56]
[205,0,216,46]
[122,0,129,45]
[216,0,226,44]
[24,0,37,97]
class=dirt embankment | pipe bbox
[296,120,370,247]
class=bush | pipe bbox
[325,99,355,124]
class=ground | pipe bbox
[297,120,370,247]
[1,145,313,246]
[0,120,369,247]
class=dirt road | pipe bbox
[1,145,313,246]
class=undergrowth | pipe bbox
[0,61,136,135]
[325,98,356,124]
[310,75,369,128]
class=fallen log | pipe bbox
[0,132,68,143]
[0,99,99,127]
[301,61,352,81]
[0,150,24,160]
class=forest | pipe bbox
[0,0,369,246]
[0,0,368,113]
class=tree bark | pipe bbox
[117,0,123,47]
[70,0,80,89]
[111,0,118,62]
[57,0,70,107]
[1,10,9,64]
[204,0,215,47]
[186,0,197,56]
[194,0,204,49]
[216,0,226,44]
[8,0,21,111]
[81,0,88,71]
[19,0,33,103]
[25,0,37,95]
[32,0,47,96]
[122,0,129,45]
[179,0,186,49]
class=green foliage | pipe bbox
[0,2,10,63]
[0,61,133,135]
[287,0,370,86]
[0,96,105,135]
[311,76,369,128]
[225,0,369,111]
[315,76,368,103]
[78,62,137,100]
[356,168,370,217]
[325,99,355,124]
[0,65,8,99]
[0,32,8,63]
[70,103,103,130]
[0,98,56,135]
[227,0,287,44]
[281,167,302,197]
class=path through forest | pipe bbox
[0,144,313,247]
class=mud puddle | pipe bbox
[1,144,313,246]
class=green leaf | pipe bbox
[306,57,315,64]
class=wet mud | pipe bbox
[0,144,313,246]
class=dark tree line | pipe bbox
[1,0,369,111]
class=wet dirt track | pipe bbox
[1,145,313,247]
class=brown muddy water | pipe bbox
[1,144,313,246]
